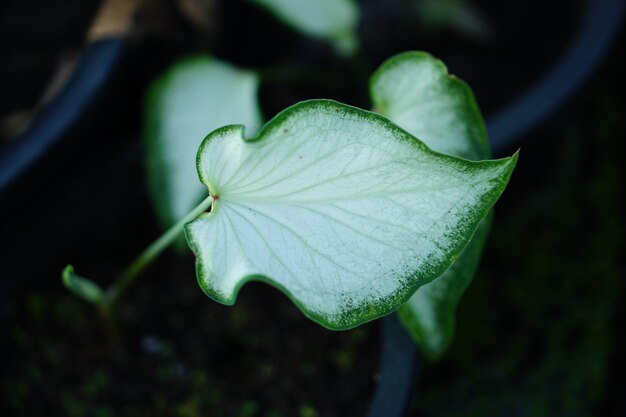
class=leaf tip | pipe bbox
[61,264,74,284]
[504,148,520,175]
[61,264,104,304]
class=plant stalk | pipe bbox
[102,194,214,310]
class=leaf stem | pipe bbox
[102,194,214,309]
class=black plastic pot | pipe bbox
[0,0,624,415]
[0,39,126,193]
[487,0,626,152]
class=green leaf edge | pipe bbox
[184,99,518,330]
[369,50,492,161]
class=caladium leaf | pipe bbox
[185,99,516,329]
[246,0,359,55]
[144,56,262,231]
[371,51,494,357]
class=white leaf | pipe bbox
[185,100,516,329]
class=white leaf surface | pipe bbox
[145,56,262,229]
[185,100,516,329]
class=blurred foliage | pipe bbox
[412,42,625,416]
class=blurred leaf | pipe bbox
[144,55,262,232]
[414,0,493,41]
[185,99,516,329]
[246,0,359,55]
[371,51,492,358]
[414,0,462,29]
[370,51,490,160]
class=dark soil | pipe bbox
[1,251,379,417]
